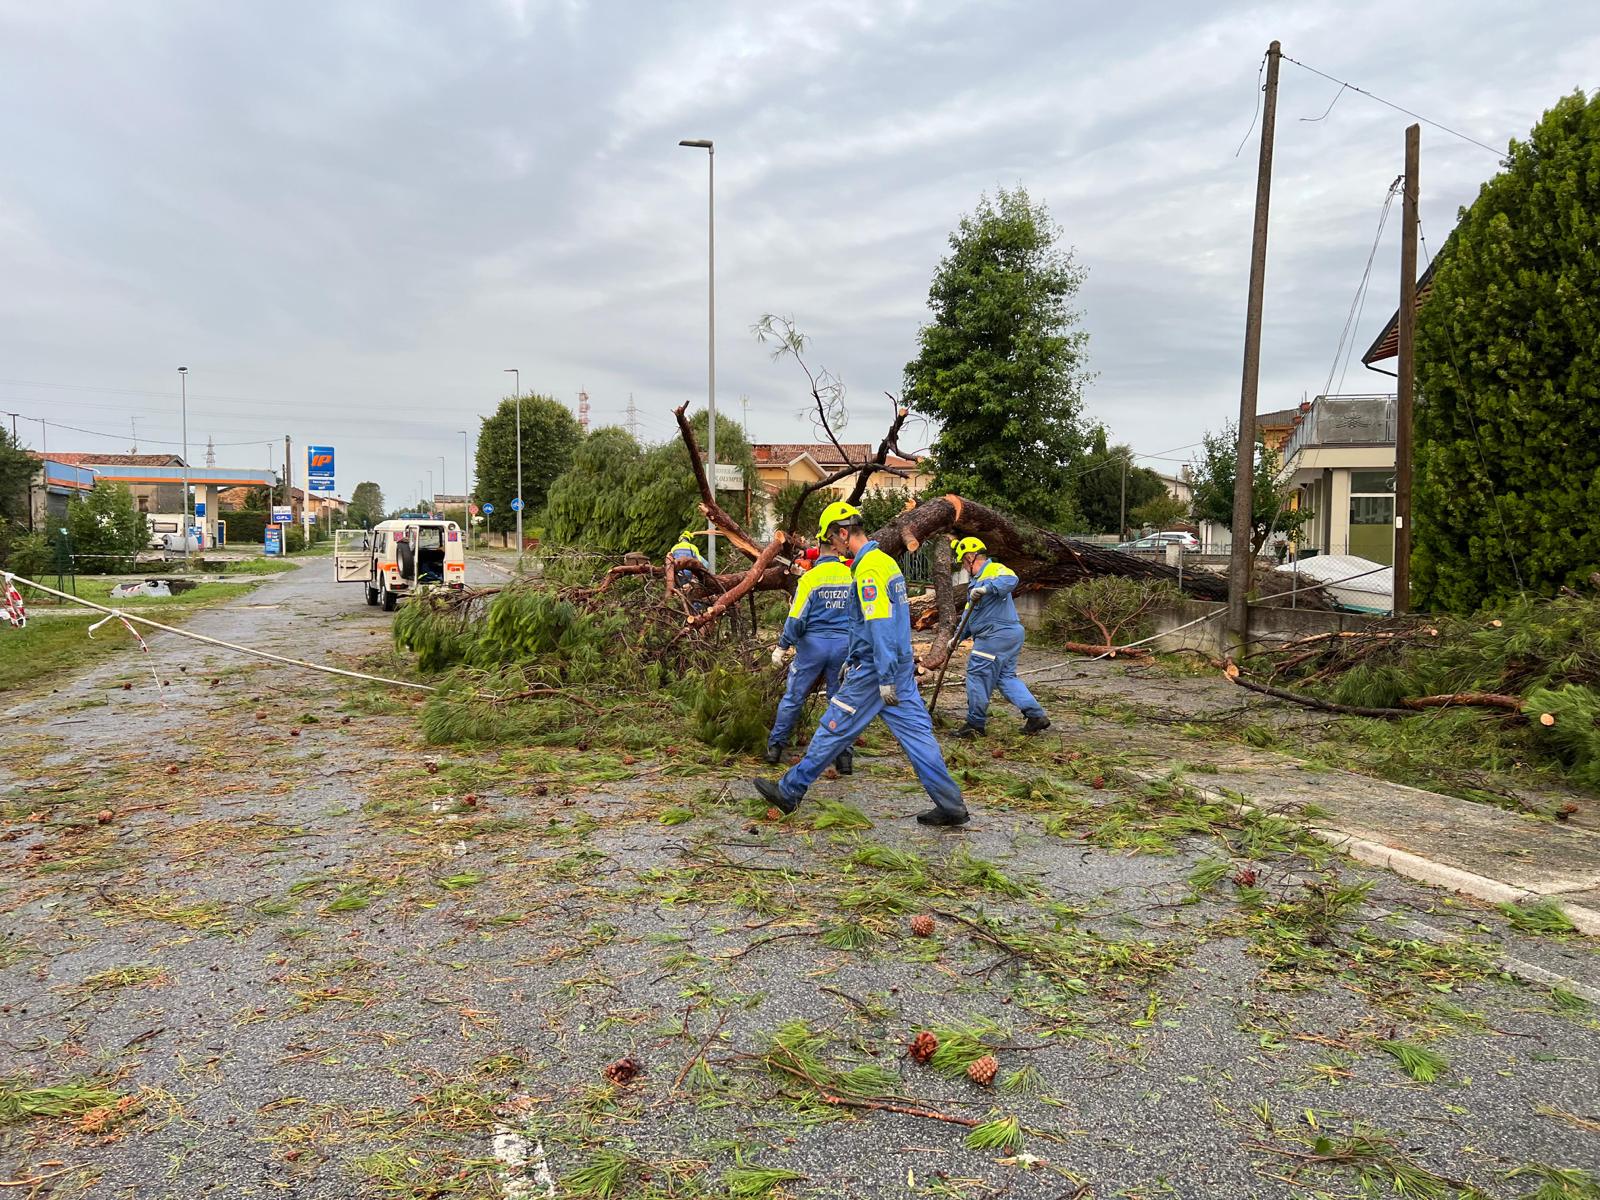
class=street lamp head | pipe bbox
[177,366,187,374]
[678,138,713,149]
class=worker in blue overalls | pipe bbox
[951,536,1050,739]
[669,530,706,610]
[754,502,969,826]
[765,541,855,771]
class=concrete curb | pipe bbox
[1125,767,1600,941]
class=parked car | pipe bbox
[1113,536,1164,552]
[1156,531,1200,549]
[1113,532,1199,553]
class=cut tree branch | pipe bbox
[674,403,763,560]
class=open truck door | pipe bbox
[334,529,373,583]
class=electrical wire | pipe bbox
[1234,52,1267,158]
[1280,54,1505,157]
[1320,176,1402,400]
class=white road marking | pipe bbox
[493,1095,556,1198]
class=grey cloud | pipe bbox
[0,0,1595,506]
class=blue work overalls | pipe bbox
[778,542,965,817]
[670,541,705,611]
[963,559,1046,731]
[767,555,853,751]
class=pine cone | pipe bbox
[602,1056,641,1085]
[909,914,935,938]
[909,1030,939,1064]
[967,1054,998,1086]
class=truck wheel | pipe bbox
[381,588,398,612]
[365,585,379,606]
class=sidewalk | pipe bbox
[1140,758,1600,937]
[1025,654,1600,938]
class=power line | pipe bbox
[1321,176,1402,400]
[1280,54,1505,157]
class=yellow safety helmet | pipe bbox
[953,536,987,558]
[818,500,864,540]
[678,530,697,542]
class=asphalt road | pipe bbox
[1,559,1596,1199]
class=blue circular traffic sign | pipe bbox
[510,498,524,512]
[482,502,495,514]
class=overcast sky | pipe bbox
[1,0,1595,511]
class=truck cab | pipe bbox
[335,519,465,610]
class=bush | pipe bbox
[66,483,147,573]
[1039,577,1177,648]
[1,531,52,580]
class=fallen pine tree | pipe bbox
[1227,592,1600,791]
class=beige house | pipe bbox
[1278,395,1397,564]
[749,443,930,535]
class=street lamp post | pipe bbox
[504,368,521,565]
[178,366,191,572]
[427,469,433,516]
[438,456,447,519]
[678,137,716,573]
[459,430,471,549]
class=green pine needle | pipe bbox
[724,1164,805,1197]
[1376,1039,1448,1083]
[965,1115,1024,1152]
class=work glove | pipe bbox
[770,644,788,667]
[969,585,988,599]
[879,681,899,707]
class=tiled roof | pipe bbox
[751,442,920,469]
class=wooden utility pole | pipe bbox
[1119,453,1128,539]
[1394,124,1420,614]
[1227,40,1282,647]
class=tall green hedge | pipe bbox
[1413,90,1600,613]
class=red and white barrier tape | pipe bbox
[3,574,25,628]
[88,607,167,706]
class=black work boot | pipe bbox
[752,778,799,815]
[1022,714,1052,735]
[834,749,854,776]
[916,807,970,827]
[762,742,784,765]
[953,722,984,740]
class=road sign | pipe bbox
[469,504,479,516]
[272,505,292,525]
[482,502,495,515]
[308,445,335,488]
[510,498,524,512]
[713,464,745,491]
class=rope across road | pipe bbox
[3,570,439,694]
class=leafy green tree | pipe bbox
[1189,423,1310,555]
[475,394,584,536]
[859,486,917,536]
[0,428,36,531]
[769,481,830,545]
[1413,90,1600,613]
[903,187,1091,528]
[543,414,755,559]
[1130,490,1190,533]
[1072,426,1167,535]
[66,482,148,572]
[544,427,645,551]
[348,481,385,528]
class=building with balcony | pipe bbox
[1277,395,1397,564]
